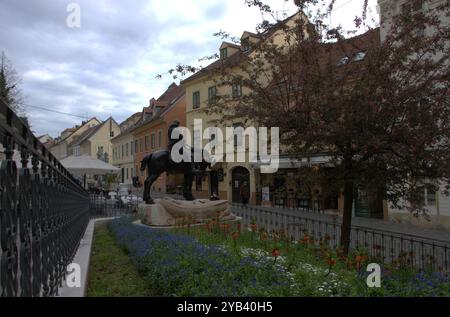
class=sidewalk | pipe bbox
[58,217,117,297]
[233,204,450,244]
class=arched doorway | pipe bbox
[231,166,250,203]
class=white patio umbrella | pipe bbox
[60,154,120,176]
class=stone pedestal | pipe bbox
[138,201,176,227]
[137,197,239,227]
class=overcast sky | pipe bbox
[0,0,378,137]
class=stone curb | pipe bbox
[57,217,117,297]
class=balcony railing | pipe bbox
[0,99,90,297]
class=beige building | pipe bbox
[50,117,101,160]
[378,0,450,228]
[112,112,142,185]
[68,117,120,162]
[182,12,313,204]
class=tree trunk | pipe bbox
[340,156,354,255]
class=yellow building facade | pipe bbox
[182,12,315,205]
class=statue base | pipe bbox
[137,197,239,227]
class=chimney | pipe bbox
[315,20,323,41]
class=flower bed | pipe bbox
[108,218,293,296]
[107,218,450,297]
[170,219,450,297]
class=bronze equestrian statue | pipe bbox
[140,121,210,204]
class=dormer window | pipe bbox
[241,38,250,52]
[220,48,228,60]
[401,0,422,14]
[352,51,367,62]
[337,56,349,66]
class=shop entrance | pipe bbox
[209,170,219,196]
[231,166,250,203]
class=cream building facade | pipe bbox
[378,0,450,228]
[112,113,142,185]
[69,117,120,162]
[50,117,101,160]
[182,12,313,204]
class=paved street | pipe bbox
[232,203,450,244]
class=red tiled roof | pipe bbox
[181,12,313,85]
[267,28,381,88]
[143,83,185,112]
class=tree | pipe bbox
[0,51,25,117]
[167,0,450,254]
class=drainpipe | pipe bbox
[436,188,440,220]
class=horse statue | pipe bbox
[140,121,211,204]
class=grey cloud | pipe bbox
[0,0,231,137]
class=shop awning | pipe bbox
[250,155,335,170]
[60,154,120,176]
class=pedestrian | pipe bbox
[210,191,220,201]
[240,181,250,205]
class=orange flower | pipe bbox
[327,258,337,266]
[260,232,268,241]
[250,223,257,231]
[271,248,280,258]
[355,255,362,263]
[231,231,239,241]
[346,259,353,269]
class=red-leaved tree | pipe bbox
[165,0,450,254]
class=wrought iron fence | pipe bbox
[0,99,90,297]
[231,203,450,273]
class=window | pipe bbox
[220,47,228,59]
[401,2,411,14]
[427,187,436,206]
[135,140,138,154]
[125,143,129,157]
[416,26,425,37]
[232,84,242,98]
[241,38,250,52]
[412,0,423,11]
[110,131,114,137]
[401,0,422,14]
[233,122,243,147]
[140,139,143,152]
[131,168,134,177]
[417,183,437,207]
[208,86,217,104]
[151,133,156,149]
[145,135,149,150]
[130,141,134,155]
[193,91,200,109]
[126,168,129,180]
[352,51,367,62]
[158,130,162,148]
[337,56,349,66]
[73,146,80,157]
[121,144,124,158]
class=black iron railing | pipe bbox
[0,99,90,297]
[231,203,450,273]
